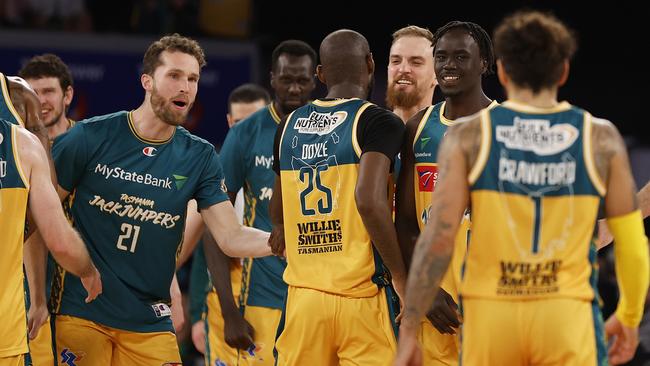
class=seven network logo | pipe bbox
[94,163,187,190]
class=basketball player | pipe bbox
[395,11,649,366]
[387,25,437,123]
[394,21,496,365]
[270,29,406,365]
[0,115,101,365]
[187,83,271,361]
[49,34,272,365]
[201,40,316,366]
[19,53,76,366]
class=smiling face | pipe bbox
[434,28,486,97]
[147,50,200,126]
[26,76,72,127]
[386,35,436,109]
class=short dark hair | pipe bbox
[143,33,206,76]
[228,83,271,112]
[19,53,73,91]
[271,40,317,72]
[433,21,495,75]
[493,10,576,93]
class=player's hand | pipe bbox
[191,320,206,354]
[426,288,461,334]
[394,328,422,366]
[596,219,614,250]
[605,314,639,365]
[392,279,406,323]
[27,302,49,340]
[80,266,102,303]
[269,226,286,257]
[223,310,255,350]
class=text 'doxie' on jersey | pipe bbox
[278,98,391,297]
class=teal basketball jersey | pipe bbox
[219,104,286,309]
[51,111,228,332]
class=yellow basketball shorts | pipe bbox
[205,295,283,366]
[275,286,397,366]
[0,354,26,366]
[204,291,239,366]
[461,298,606,366]
[238,305,282,366]
[27,316,54,366]
[55,315,181,365]
[417,320,459,366]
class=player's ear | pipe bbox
[557,60,569,87]
[141,73,153,91]
[496,59,508,88]
[366,52,375,75]
[63,86,74,108]
[270,71,276,89]
[316,65,326,84]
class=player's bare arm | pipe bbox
[200,190,255,349]
[23,230,49,339]
[592,118,649,365]
[395,109,427,267]
[202,233,255,349]
[356,151,407,297]
[200,200,271,258]
[177,199,204,267]
[17,127,102,303]
[638,181,650,218]
[593,118,643,249]
[269,175,286,256]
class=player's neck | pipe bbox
[444,88,491,120]
[132,103,176,141]
[393,101,430,123]
[505,85,559,108]
[272,100,287,120]
[47,116,70,140]
[326,83,367,100]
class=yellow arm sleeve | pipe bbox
[610,209,650,327]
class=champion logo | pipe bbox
[142,146,157,157]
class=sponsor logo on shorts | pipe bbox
[241,343,264,361]
[61,348,84,366]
